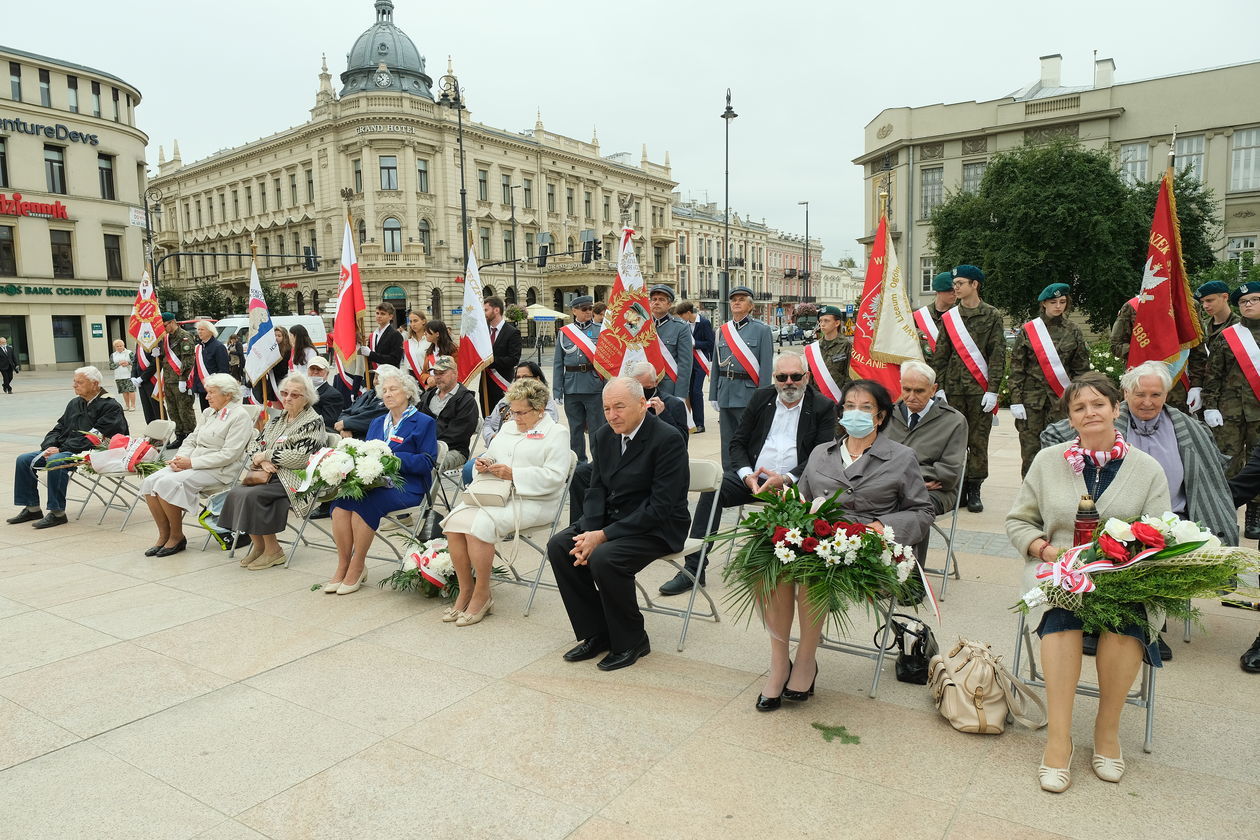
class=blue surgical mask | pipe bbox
[839,409,876,438]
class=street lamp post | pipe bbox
[142,186,163,283]
[438,73,470,269]
[509,183,521,302]
[720,89,737,323]
[798,200,809,302]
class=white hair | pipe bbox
[74,366,104,385]
[900,360,937,386]
[203,373,242,401]
[604,376,644,400]
[376,368,421,404]
[278,372,320,406]
[1120,361,1172,393]
[773,351,805,373]
[624,360,657,380]
[195,319,216,334]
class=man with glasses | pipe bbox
[420,355,480,471]
[930,265,1006,512]
[660,352,835,595]
[553,295,605,462]
[710,285,775,469]
[1204,281,1260,539]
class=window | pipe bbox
[566,188,574,215]
[677,234,687,264]
[1120,142,1149,186]
[231,190,239,218]
[634,202,640,226]
[501,174,512,204]
[0,226,15,275]
[9,62,20,101]
[259,182,267,212]
[653,246,664,273]
[919,167,943,218]
[245,186,252,215]
[97,154,115,199]
[962,161,987,194]
[416,159,429,192]
[418,219,431,254]
[103,234,123,280]
[309,230,317,264]
[289,173,298,205]
[379,155,398,190]
[357,218,366,245]
[305,169,314,203]
[1175,135,1205,181]
[584,190,592,218]
[196,200,203,227]
[44,145,66,194]
[111,87,119,121]
[38,68,50,107]
[1230,128,1260,192]
[522,178,532,209]
[479,226,491,258]
[525,232,535,258]
[603,195,610,221]
[503,230,515,261]
[546,184,556,212]
[382,217,402,253]
[477,169,488,201]
[90,80,101,117]
[273,178,281,208]
[0,138,7,187]
[219,193,225,221]
[920,255,936,294]
[1227,236,1257,274]
[352,159,362,193]
[66,75,78,112]
[50,230,73,278]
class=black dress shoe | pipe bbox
[144,545,164,557]
[32,512,68,529]
[782,663,818,702]
[155,537,187,557]
[659,570,703,596]
[309,505,331,520]
[562,636,610,662]
[1241,634,1260,673]
[1082,632,1099,656]
[597,636,651,671]
[6,508,43,525]
[1156,634,1172,662]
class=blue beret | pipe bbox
[569,295,593,308]
[1230,282,1260,305]
[648,284,676,301]
[819,305,844,318]
[1194,281,1230,300]
[1038,283,1071,302]
[932,272,954,292]
[952,264,985,282]
[728,286,754,299]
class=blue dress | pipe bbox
[329,410,438,529]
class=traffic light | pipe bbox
[303,246,318,272]
[537,244,549,268]
[581,240,594,264]
[591,240,603,262]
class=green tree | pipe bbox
[1125,166,1220,278]
[157,287,188,319]
[188,284,233,319]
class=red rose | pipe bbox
[838,522,867,537]
[1129,522,1166,549]
[800,536,819,552]
[1097,533,1130,562]
[813,519,833,537]
[772,526,789,545]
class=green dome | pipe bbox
[340,1,433,99]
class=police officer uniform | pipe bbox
[649,284,693,400]
[156,313,198,440]
[709,286,774,469]
[552,295,605,462]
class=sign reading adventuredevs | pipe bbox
[0,117,99,145]
[0,193,71,220]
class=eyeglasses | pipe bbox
[774,373,806,383]
[509,408,539,417]
[576,306,593,311]
[278,390,299,398]
[1240,296,1260,306]
[951,281,971,289]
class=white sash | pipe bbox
[719,321,760,385]
[1024,318,1071,399]
[803,341,842,403]
[913,306,939,351]
[559,323,598,364]
[941,308,989,386]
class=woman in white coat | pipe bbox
[441,378,569,626]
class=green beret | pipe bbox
[952,264,984,282]
[161,311,177,322]
[819,305,844,318]
[1194,281,1230,300]
[1230,282,1260,305]
[1038,283,1071,302]
[932,271,954,293]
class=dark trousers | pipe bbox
[568,461,594,526]
[718,407,745,470]
[684,471,755,575]
[563,393,605,463]
[138,382,158,425]
[1,368,12,393]
[547,524,671,652]
[688,370,706,429]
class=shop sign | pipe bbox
[0,192,71,220]
[0,117,100,146]
[129,206,148,227]
[91,323,104,338]
[382,285,407,300]
[355,124,415,136]
[0,283,133,298]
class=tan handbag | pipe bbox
[241,468,272,487]
[463,474,512,507]
[928,637,1047,735]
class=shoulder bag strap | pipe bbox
[995,660,1048,729]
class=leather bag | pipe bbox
[928,637,1047,734]
[241,469,272,487]
[464,474,512,507]
[880,614,938,685]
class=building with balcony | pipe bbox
[0,45,148,369]
[766,228,823,319]
[817,262,864,311]
[855,54,1260,307]
[669,197,770,318]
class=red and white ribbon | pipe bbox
[1034,542,1160,595]
[402,338,426,379]
[941,308,997,414]
[488,368,512,392]
[559,323,598,365]
[190,344,211,390]
[913,306,939,352]
[657,337,678,381]
[163,335,183,376]
[1222,324,1260,403]
[719,321,760,386]
[803,341,842,403]
[1024,317,1071,399]
[693,348,711,376]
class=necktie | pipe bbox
[490,326,498,344]
[908,412,920,430]
[621,435,630,454]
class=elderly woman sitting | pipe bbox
[441,378,568,626]
[325,368,438,594]
[220,373,327,570]
[139,373,254,557]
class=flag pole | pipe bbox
[1166,125,1178,179]
[250,236,271,409]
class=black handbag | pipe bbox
[877,613,939,685]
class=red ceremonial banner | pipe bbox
[848,214,901,395]
[594,229,665,379]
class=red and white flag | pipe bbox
[127,270,164,352]
[849,214,917,395]
[331,217,367,386]
[456,249,493,387]
[594,229,665,379]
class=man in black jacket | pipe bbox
[1225,446,1260,674]
[660,352,835,595]
[547,377,690,671]
[481,296,522,413]
[363,303,404,371]
[0,336,17,394]
[419,356,480,470]
[134,341,159,424]
[8,366,129,529]
[307,357,345,432]
[333,365,394,439]
[189,320,230,411]
[677,301,714,432]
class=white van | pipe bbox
[215,314,329,351]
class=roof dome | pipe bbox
[340,1,433,100]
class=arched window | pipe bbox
[526,287,537,306]
[311,289,321,314]
[482,285,495,298]
[505,287,516,304]
[383,217,402,253]
[567,236,575,253]
[430,288,442,319]
[418,219,431,255]
[295,290,305,315]
[357,218,366,245]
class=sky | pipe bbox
[5,0,1257,264]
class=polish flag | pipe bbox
[331,218,367,376]
[456,249,493,386]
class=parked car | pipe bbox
[214,314,329,350]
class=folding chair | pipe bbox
[434,419,484,511]
[812,595,901,699]
[723,501,766,568]
[922,453,967,600]
[1011,611,1157,753]
[81,419,177,525]
[634,458,723,651]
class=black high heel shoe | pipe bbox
[756,661,792,712]
[782,663,817,702]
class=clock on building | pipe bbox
[375,70,392,87]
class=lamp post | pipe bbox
[798,200,809,302]
[509,183,521,302]
[142,186,163,283]
[438,72,469,269]
[720,89,737,323]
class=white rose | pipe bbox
[1169,519,1203,545]
[355,456,384,483]
[882,525,896,544]
[1102,518,1134,543]
[1200,533,1222,550]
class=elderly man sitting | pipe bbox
[419,355,480,471]
[7,366,129,529]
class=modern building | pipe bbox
[854,54,1260,306]
[0,45,148,370]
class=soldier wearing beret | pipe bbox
[156,312,198,443]
[710,286,774,469]
[648,284,692,400]
[1203,280,1260,539]
[930,265,1006,512]
[805,305,851,404]
[913,271,957,356]
[1187,280,1238,394]
[552,295,605,463]
[1008,283,1091,476]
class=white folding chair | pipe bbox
[922,453,967,600]
[1011,611,1157,753]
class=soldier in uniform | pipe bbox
[1008,283,1091,476]
[1187,280,1238,422]
[552,295,604,463]
[812,305,851,396]
[1203,280,1260,539]
[913,271,957,356]
[710,286,774,469]
[648,284,693,400]
[1110,298,1202,413]
[157,312,197,444]
[930,265,1005,512]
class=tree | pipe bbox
[1125,166,1220,279]
[188,283,233,319]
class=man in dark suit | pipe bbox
[677,301,713,432]
[660,351,835,595]
[0,336,18,394]
[481,295,522,413]
[307,357,345,432]
[547,377,690,671]
[189,320,231,411]
[134,341,159,425]
[363,303,404,372]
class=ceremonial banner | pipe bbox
[594,228,666,379]
[871,218,924,369]
[848,214,904,395]
[331,218,367,378]
[456,250,493,387]
[243,259,281,384]
[127,270,164,352]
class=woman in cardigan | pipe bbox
[1006,372,1171,793]
[220,372,326,570]
[441,378,569,626]
[138,374,254,557]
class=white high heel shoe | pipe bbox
[336,568,369,595]
[1092,748,1125,782]
[1038,743,1074,793]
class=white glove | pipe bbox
[1187,387,1203,413]
[1204,409,1224,427]
[935,390,947,403]
[980,392,998,413]
[178,382,187,394]
[710,400,720,413]
[130,378,142,387]
[1009,403,1026,420]
[360,345,372,357]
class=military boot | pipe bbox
[1246,503,1260,541]
[966,482,984,513]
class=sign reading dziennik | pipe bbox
[0,193,71,220]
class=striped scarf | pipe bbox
[1064,430,1129,474]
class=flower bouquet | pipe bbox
[298,438,404,502]
[1015,512,1260,637]
[377,536,507,600]
[710,486,922,633]
[37,430,166,477]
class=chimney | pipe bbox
[1039,53,1062,88]
[1094,57,1115,88]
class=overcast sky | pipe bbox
[6,0,1257,263]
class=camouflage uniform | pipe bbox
[159,327,198,437]
[917,306,949,359]
[1202,315,1260,503]
[930,301,1006,486]
[1188,311,1240,452]
[811,331,851,434]
[1109,301,1204,413]
[1008,314,1091,476]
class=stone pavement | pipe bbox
[0,371,1257,839]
